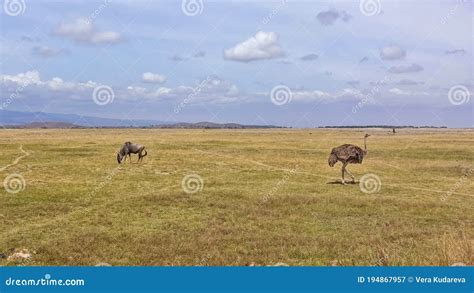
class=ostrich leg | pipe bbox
[345,167,355,182]
[341,162,348,185]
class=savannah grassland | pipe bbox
[0,128,473,266]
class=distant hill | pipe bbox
[154,122,284,129]
[0,109,169,127]
[5,122,83,129]
[320,125,448,129]
[4,121,283,129]
[0,110,283,129]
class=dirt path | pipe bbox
[0,145,30,172]
[193,148,473,198]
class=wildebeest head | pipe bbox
[117,152,123,164]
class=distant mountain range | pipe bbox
[0,109,169,127]
[0,110,282,129]
[4,122,84,129]
[1,109,450,129]
[320,125,448,129]
[155,122,283,129]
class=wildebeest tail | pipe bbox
[328,151,337,167]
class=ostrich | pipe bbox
[328,134,370,184]
[117,141,147,164]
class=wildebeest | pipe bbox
[117,141,147,164]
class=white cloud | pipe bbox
[337,88,364,98]
[142,72,167,84]
[227,85,239,96]
[0,71,435,110]
[46,77,97,92]
[47,77,68,91]
[127,86,147,95]
[388,63,424,74]
[0,70,41,85]
[261,87,367,103]
[292,90,331,102]
[389,87,428,96]
[0,71,97,92]
[201,78,239,97]
[124,77,241,104]
[55,18,93,38]
[153,87,173,97]
[32,46,68,57]
[89,31,122,44]
[54,18,122,45]
[389,88,410,95]
[147,77,240,104]
[380,45,406,60]
[224,31,285,62]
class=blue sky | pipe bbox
[1,0,472,127]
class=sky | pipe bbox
[0,0,473,127]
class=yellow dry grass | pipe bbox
[0,128,473,266]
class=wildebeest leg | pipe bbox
[128,153,132,163]
[341,162,347,185]
[137,149,142,163]
[138,148,147,163]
